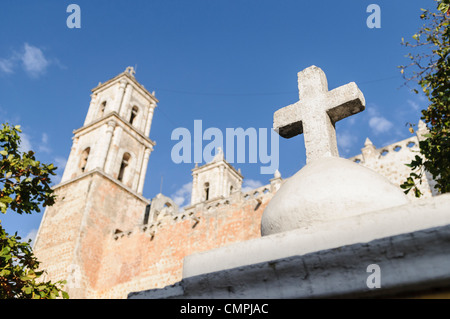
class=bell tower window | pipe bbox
[80,147,90,173]
[99,101,107,117]
[118,152,131,182]
[204,182,210,201]
[129,106,138,125]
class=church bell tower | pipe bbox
[61,66,157,193]
[33,67,158,298]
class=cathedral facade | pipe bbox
[33,68,436,298]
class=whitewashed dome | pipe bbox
[261,157,409,236]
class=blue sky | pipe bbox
[0,0,431,243]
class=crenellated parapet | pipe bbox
[111,170,284,243]
[349,121,437,199]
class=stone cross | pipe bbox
[125,66,136,77]
[274,65,365,163]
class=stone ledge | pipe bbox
[53,168,150,204]
[182,193,450,278]
[129,222,450,299]
[73,111,156,148]
[128,194,450,299]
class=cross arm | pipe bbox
[326,82,365,124]
[273,101,304,138]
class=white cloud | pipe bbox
[366,105,394,135]
[21,43,49,78]
[337,131,357,153]
[406,94,428,112]
[417,94,427,102]
[52,174,62,185]
[241,179,263,193]
[0,43,51,78]
[0,58,14,74]
[347,117,356,126]
[54,156,67,171]
[41,132,48,144]
[369,116,393,134]
[38,132,51,153]
[19,132,33,153]
[407,99,420,111]
[366,105,378,117]
[50,156,68,186]
[23,228,38,246]
[171,182,192,207]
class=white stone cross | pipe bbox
[274,65,365,163]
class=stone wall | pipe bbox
[89,187,275,299]
[34,170,149,298]
[34,174,93,287]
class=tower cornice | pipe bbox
[192,159,243,180]
[52,168,151,204]
[73,111,156,149]
[92,70,159,104]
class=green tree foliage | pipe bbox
[400,0,450,197]
[0,227,68,299]
[0,123,68,298]
[0,124,56,214]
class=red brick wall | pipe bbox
[34,171,149,298]
[92,195,271,298]
[35,169,272,299]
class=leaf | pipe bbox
[414,187,423,198]
[20,275,32,281]
[1,246,11,255]
[0,201,7,213]
[23,286,32,295]
[438,3,450,13]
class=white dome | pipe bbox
[261,157,409,236]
